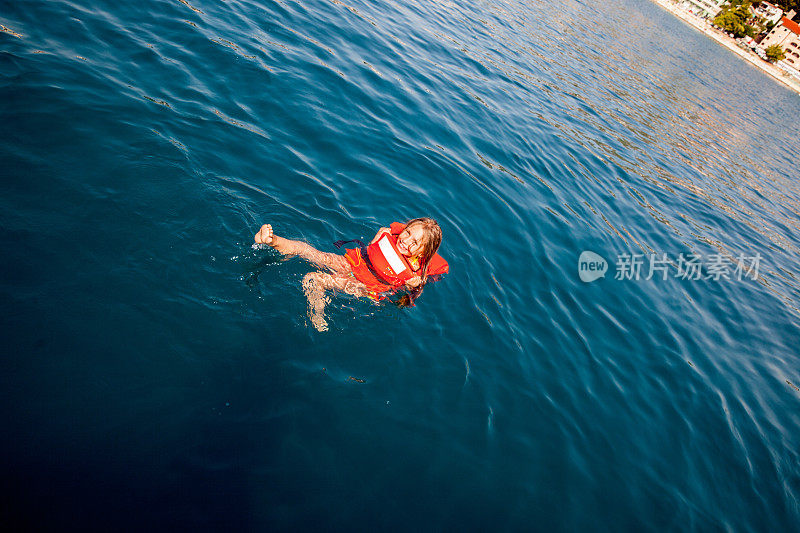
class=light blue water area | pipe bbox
[2,0,799,529]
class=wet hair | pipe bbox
[397,217,442,307]
[404,217,442,280]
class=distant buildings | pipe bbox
[752,2,784,25]
[749,3,785,39]
[682,0,725,18]
[761,13,800,71]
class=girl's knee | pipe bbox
[303,271,334,291]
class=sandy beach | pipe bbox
[651,0,800,95]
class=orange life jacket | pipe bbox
[366,232,418,286]
[344,222,449,295]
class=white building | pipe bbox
[762,16,800,71]
[682,0,725,18]
[752,2,784,25]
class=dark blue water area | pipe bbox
[2,0,799,529]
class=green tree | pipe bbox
[713,3,757,38]
[765,44,786,62]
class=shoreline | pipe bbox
[650,0,800,96]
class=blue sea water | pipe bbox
[2,0,800,529]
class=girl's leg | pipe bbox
[256,224,349,275]
[302,271,369,331]
[302,272,330,331]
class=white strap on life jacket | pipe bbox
[378,235,408,275]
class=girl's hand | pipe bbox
[255,224,274,245]
[405,276,422,289]
[369,227,391,245]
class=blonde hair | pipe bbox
[397,217,442,306]
[404,217,442,282]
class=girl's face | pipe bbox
[396,224,425,257]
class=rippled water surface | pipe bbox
[2,0,799,529]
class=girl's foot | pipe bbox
[255,224,274,246]
[309,312,328,332]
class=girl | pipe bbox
[254,218,447,331]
